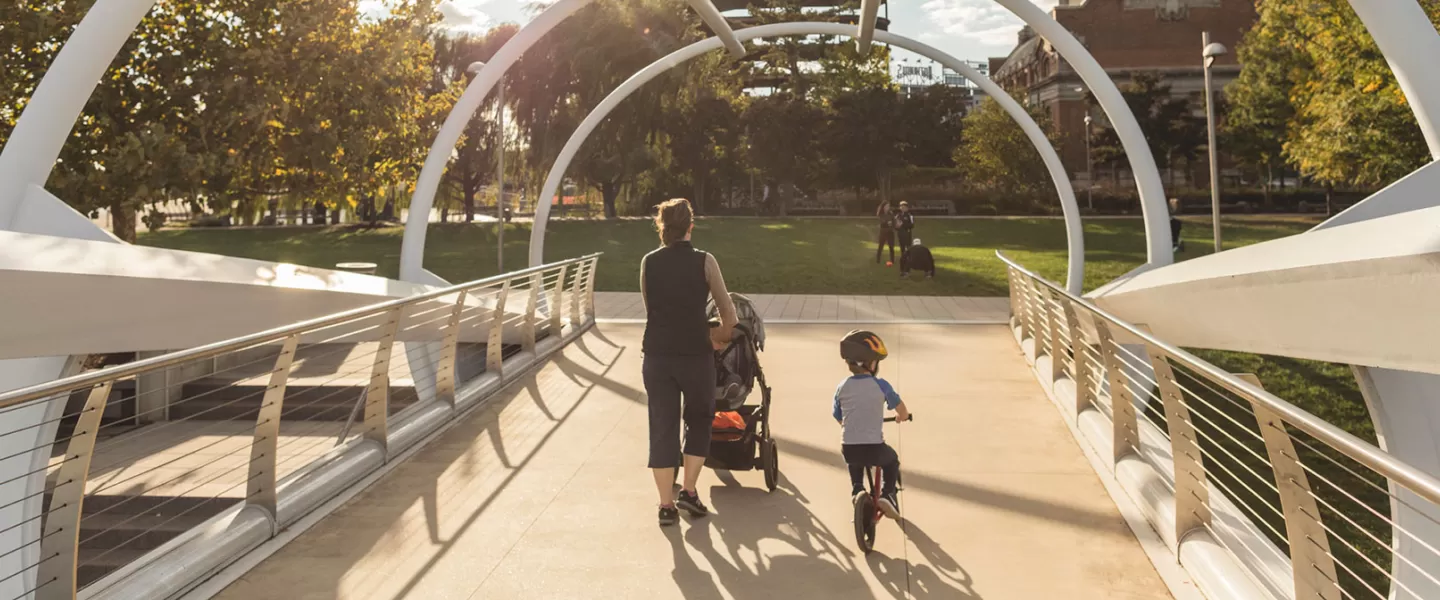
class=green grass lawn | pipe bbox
[139,215,1318,296]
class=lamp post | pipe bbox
[1076,86,1093,211]
[1201,33,1228,253]
[469,61,505,272]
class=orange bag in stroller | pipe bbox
[712,411,746,441]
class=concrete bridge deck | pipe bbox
[212,323,1171,599]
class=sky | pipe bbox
[417,0,1063,62]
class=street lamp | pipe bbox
[469,61,505,272]
[1201,33,1228,253]
[1076,86,1093,210]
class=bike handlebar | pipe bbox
[883,414,914,422]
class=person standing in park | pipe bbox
[641,198,738,526]
[876,200,897,265]
[895,201,915,275]
[1169,198,1185,254]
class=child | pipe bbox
[833,329,910,519]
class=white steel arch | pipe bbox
[399,0,1178,284]
[528,22,1087,293]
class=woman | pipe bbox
[876,200,897,265]
[641,198,738,526]
[895,201,915,275]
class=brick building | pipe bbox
[988,0,1257,188]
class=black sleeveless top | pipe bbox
[641,241,712,356]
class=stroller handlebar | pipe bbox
[883,414,914,423]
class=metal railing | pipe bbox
[1000,251,1440,600]
[0,253,600,600]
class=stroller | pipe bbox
[699,293,779,491]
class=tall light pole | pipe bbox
[1201,33,1228,253]
[1076,86,1093,211]
[469,61,505,272]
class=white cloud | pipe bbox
[437,0,492,35]
[919,0,1059,48]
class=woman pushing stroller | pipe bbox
[641,199,737,526]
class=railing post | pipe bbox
[248,335,298,530]
[1019,277,1039,344]
[488,282,509,377]
[584,256,598,320]
[1246,373,1341,600]
[1006,267,1023,333]
[1047,287,1065,383]
[1093,318,1140,463]
[1064,299,1094,417]
[549,263,568,337]
[1146,345,1212,544]
[522,272,540,353]
[37,382,112,600]
[363,307,403,457]
[436,291,468,408]
[570,260,585,329]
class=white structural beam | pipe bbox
[1089,192,1440,374]
[685,0,747,59]
[0,230,529,359]
[528,23,1086,294]
[856,0,880,56]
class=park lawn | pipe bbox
[138,214,1319,296]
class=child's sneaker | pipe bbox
[658,504,679,526]
[676,490,709,517]
[878,493,900,519]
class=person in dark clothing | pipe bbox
[876,201,897,265]
[894,201,915,275]
[903,238,936,278]
[641,198,738,526]
[1169,198,1184,254]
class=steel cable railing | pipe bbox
[0,253,599,600]
[999,251,1440,600]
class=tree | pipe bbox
[665,63,741,214]
[434,25,519,222]
[743,92,825,215]
[954,93,1058,200]
[899,84,967,169]
[508,0,698,218]
[824,84,906,204]
[1086,73,1203,189]
[1223,3,1300,208]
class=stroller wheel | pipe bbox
[761,439,779,492]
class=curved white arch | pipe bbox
[529,22,1086,294]
[401,0,1173,284]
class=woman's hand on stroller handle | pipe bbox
[883,414,914,422]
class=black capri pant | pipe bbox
[644,353,716,468]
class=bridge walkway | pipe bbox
[213,323,1170,599]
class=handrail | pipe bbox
[996,250,1440,508]
[0,252,601,409]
